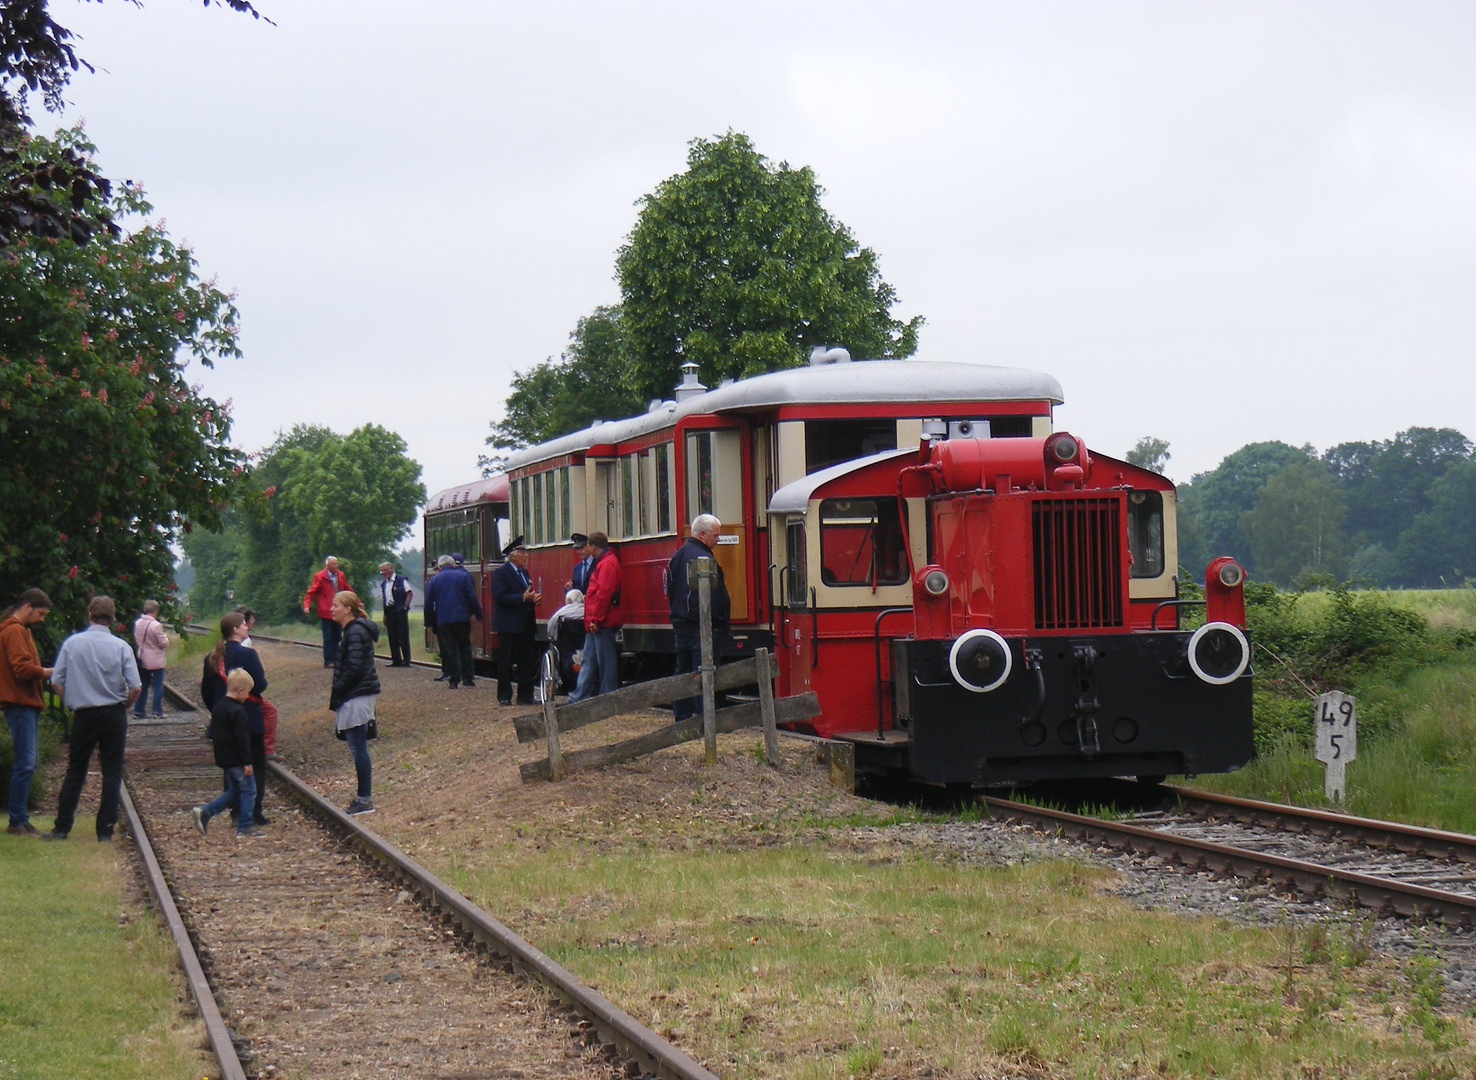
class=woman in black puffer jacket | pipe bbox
[330,591,381,815]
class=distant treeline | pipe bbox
[1173,427,1475,588]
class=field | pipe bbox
[1194,587,1476,835]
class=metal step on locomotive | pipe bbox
[423,348,1253,785]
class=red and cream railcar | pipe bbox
[421,474,511,659]
[486,353,1253,784]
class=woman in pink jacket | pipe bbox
[132,600,170,719]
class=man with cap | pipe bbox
[377,561,414,667]
[491,536,542,705]
[568,534,593,593]
[423,553,482,688]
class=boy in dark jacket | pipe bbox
[191,668,263,838]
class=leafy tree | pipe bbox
[1239,459,1348,586]
[1125,436,1170,475]
[1178,441,1314,570]
[186,424,426,621]
[0,129,243,626]
[1392,460,1476,587]
[486,306,644,452]
[1324,427,1472,550]
[615,132,923,403]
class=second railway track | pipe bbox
[124,686,717,1080]
[987,781,1476,929]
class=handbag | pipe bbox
[335,718,379,741]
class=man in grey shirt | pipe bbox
[44,596,140,842]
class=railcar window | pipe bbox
[805,419,896,474]
[818,497,909,587]
[560,469,571,538]
[620,456,635,538]
[532,472,545,545]
[1127,490,1165,578]
[692,434,714,516]
[637,452,651,535]
[655,443,673,534]
[786,522,807,606]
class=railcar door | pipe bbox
[778,517,814,696]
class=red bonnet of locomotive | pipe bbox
[903,432,1180,641]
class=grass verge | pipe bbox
[0,826,206,1080]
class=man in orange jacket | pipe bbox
[303,556,351,667]
[1,588,53,835]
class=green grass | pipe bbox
[438,838,1471,1078]
[0,827,206,1079]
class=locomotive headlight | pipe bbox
[1187,621,1251,685]
[923,568,950,596]
[948,629,1013,693]
[1217,561,1246,588]
[1051,435,1079,462]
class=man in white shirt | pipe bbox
[377,562,414,667]
[44,596,140,842]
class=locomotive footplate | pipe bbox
[894,632,1254,786]
[832,729,912,773]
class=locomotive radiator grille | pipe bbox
[1032,498,1124,630]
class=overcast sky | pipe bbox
[52,1,1476,528]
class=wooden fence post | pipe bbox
[756,647,780,767]
[687,556,719,766]
[541,651,564,781]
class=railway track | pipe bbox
[986,782,1476,929]
[122,686,718,1079]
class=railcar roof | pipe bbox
[503,359,1064,471]
[424,473,509,514]
[767,448,918,516]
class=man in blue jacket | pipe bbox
[424,553,482,689]
[666,514,731,723]
[491,536,543,705]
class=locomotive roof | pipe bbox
[424,473,510,514]
[503,359,1064,471]
[767,448,919,516]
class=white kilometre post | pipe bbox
[1314,690,1357,802]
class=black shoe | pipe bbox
[497,697,512,706]
[6,822,38,836]
[96,831,113,842]
[462,679,476,688]
[41,830,68,841]
[449,681,460,690]
[433,674,448,682]
[254,814,271,826]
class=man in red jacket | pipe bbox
[303,556,351,667]
[567,532,621,703]
[2,588,53,835]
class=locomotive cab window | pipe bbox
[1127,490,1165,578]
[805,418,897,474]
[785,521,807,606]
[818,497,908,587]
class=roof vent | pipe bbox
[675,361,707,402]
[809,346,851,366]
[648,398,663,413]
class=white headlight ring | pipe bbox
[948,629,1014,694]
[1187,621,1250,685]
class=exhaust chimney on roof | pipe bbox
[675,361,707,402]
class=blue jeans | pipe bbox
[200,766,257,832]
[569,627,618,702]
[134,668,165,718]
[4,705,39,827]
[344,724,372,798]
[320,618,343,665]
[671,626,730,722]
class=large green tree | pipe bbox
[616,132,923,403]
[1324,427,1472,550]
[1239,459,1348,586]
[485,306,644,454]
[1177,441,1314,571]
[1392,461,1476,587]
[184,423,426,621]
[0,129,243,625]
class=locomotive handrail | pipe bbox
[872,607,913,738]
[1150,598,1205,631]
[810,587,819,667]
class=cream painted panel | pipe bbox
[1031,416,1053,438]
[776,421,806,492]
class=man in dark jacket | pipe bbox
[424,553,482,689]
[377,561,414,667]
[491,536,542,705]
[666,514,731,722]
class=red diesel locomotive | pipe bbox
[426,353,1254,784]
